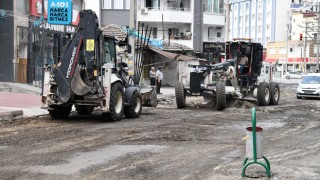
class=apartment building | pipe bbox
[266,0,320,73]
[229,0,291,47]
[95,0,225,50]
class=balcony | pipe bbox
[137,8,192,23]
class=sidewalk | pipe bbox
[0,83,47,121]
[0,83,176,121]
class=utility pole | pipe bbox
[304,18,308,74]
[317,2,320,71]
[286,24,289,72]
[225,0,230,41]
[40,0,45,91]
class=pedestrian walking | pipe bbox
[156,66,163,94]
[149,67,156,86]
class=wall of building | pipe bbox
[274,0,290,42]
[0,0,14,82]
[101,10,130,26]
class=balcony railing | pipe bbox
[145,7,191,11]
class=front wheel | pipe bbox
[216,81,226,111]
[124,90,142,118]
[175,81,186,109]
[269,82,280,105]
[257,82,271,106]
[104,82,124,121]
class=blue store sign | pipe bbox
[48,0,72,25]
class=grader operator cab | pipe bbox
[175,39,280,110]
[41,10,142,121]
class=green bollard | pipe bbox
[241,107,271,178]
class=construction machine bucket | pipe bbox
[71,66,92,96]
[140,86,158,107]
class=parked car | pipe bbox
[296,73,320,99]
[285,71,303,79]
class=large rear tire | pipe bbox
[49,105,72,119]
[75,105,94,115]
[257,82,271,106]
[175,81,186,109]
[124,90,142,118]
[105,82,124,121]
[269,82,280,105]
[216,81,226,111]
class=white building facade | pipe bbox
[229,0,291,47]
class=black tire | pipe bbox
[75,105,94,115]
[285,76,290,80]
[175,81,186,109]
[104,82,124,121]
[49,105,72,119]
[257,82,271,106]
[297,95,302,99]
[124,90,142,118]
[269,82,280,105]
[216,81,226,111]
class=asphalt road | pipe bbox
[0,84,319,180]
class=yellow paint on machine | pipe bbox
[86,39,95,51]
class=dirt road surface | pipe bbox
[0,84,319,180]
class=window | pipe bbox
[102,0,112,9]
[290,48,293,52]
[258,13,262,21]
[252,14,255,19]
[269,48,276,54]
[279,47,286,54]
[126,0,131,9]
[114,0,124,9]
[267,12,271,19]
[217,32,221,38]
[267,24,270,31]
[258,25,262,33]
[245,27,249,34]
[152,27,157,38]
[266,37,270,42]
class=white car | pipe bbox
[285,71,303,79]
[296,73,320,99]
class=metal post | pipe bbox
[317,2,320,71]
[286,24,289,73]
[304,18,307,74]
[41,0,45,93]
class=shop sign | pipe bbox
[48,0,72,25]
[39,21,75,33]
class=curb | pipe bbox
[0,110,24,121]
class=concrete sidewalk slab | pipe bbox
[0,91,47,120]
[0,108,23,120]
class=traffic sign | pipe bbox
[48,0,72,25]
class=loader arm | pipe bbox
[53,10,102,104]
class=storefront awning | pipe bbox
[148,47,197,61]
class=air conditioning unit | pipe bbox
[141,8,148,14]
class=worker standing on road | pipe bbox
[149,67,156,86]
[156,67,163,94]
